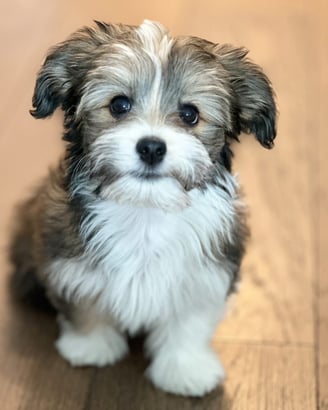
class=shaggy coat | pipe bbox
[10,20,276,396]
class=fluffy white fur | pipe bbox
[48,176,238,395]
[50,179,237,328]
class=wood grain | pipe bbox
[0,0,326,408]
[318,1,328,408]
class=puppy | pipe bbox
[10,20,276,396]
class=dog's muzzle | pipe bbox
[136,137,167,166]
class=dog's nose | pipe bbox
[136,138,167,166]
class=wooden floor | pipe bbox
[0,0,327,408]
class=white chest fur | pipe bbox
[49,183,238,332]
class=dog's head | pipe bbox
[31,20,276,211]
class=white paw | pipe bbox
[146,348,225,397]
[55,325,129,367]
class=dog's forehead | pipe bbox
[78,20,231,124]
[91,23,221,92]
[92,20,218,81]
[130,20,219,75]
[135,20,173,61]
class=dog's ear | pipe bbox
[214,45,277,148]
[30,22,112,119]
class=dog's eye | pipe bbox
[110,96,132,117]
[179,104,199,126]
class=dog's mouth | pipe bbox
[129,168,163,180]
[128,169,197,192]
[98,171,192,212]
[93,163,207,197]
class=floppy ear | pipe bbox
[215,45,277,148]
[30,22,112,119]
[30,43,73,119]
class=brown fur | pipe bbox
[10,162,83,299]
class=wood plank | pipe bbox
[318,1,328,408]
[0,283,94,410]
[220,343,316,410]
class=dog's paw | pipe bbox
[55,326,129,367]
[146,348,224,396]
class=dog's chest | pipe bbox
[79,189,234,330]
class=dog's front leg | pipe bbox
[55,303,129,367]
[145,303,225,396]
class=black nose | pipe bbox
[136,138,167,166]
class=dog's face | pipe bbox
[31,20,276,211]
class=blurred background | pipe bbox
[0,1,326,409]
